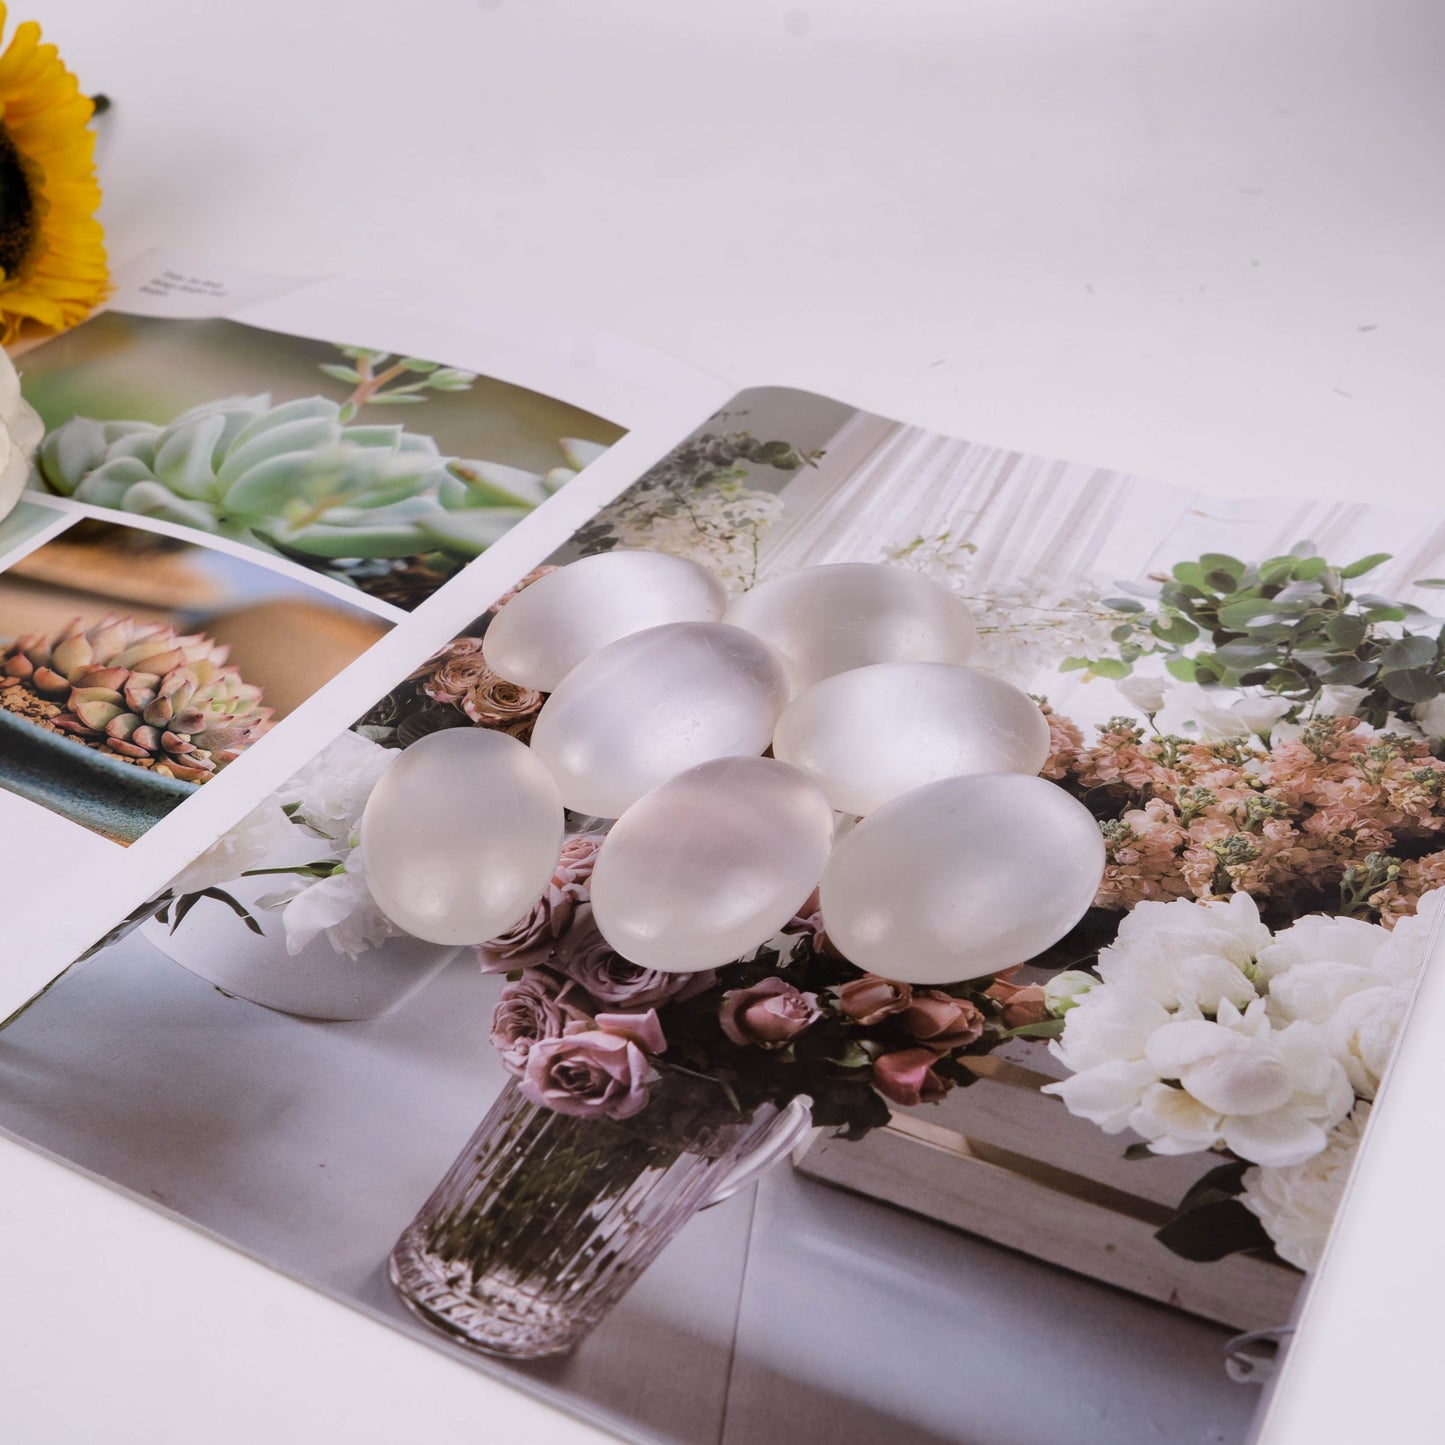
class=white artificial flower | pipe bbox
[1116,672,1171,717]
[1154,684,1293,742]
[274,730,397,841]
[1241,1103,1370,1271]
[164,800,299,898]
[1256,912,1390,982]
[0,351,44,523]
[1049,983,1171,1076]
[1095,891,1268,1013]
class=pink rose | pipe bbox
[899,990,986,1052]
[984,978,1051,1030]
[519,1029,651,1119]
[407,637,485,701]
[558,919,713,1008]
[490,971,592,1073]
[872,1048,950,1107]
[463,670,545,727]
[834,974,913,1025]
[487,565,557,614]
[478,835,606,970]
[719,978,821,1048]
[782,887,842,958]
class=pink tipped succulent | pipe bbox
[1,615,274,782]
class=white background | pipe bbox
[4,1,1443,1441]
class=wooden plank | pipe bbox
[794,1113,1301,1334]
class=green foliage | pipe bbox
[1152,1160,1278,1264]
[1063,543,1444,728]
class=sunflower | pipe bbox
[0,4,105,345]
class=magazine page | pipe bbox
[0,253,731,1018]
[4,383,1438,1445]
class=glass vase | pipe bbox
[389,1072,812,1358]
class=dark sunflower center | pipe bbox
[0,123,37,277]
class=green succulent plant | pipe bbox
[1,614,273,782]
[33,394,608,568]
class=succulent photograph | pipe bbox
[19,316,625,610]
[0,516,388,842]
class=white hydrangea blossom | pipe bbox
[1240,1104,1371,1271]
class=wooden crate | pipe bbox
[793,1053,1302,1333]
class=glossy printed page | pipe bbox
[6,382,1443,1445]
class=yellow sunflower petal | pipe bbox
[0,9,107,346]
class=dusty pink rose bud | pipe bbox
[478,835,607,971]
[782,886,844,958]
[490,972,592,1073]
[579,1008,667,1055]
[519,1029,651,1119]
[873,1048,949,1107]
[719,977,821,1048]
[985,978,1051,1030]
[834,974,913,1025]
[900,990,986,1052]
[464,670,546,727]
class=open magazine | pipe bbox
[1,254,1440,1445]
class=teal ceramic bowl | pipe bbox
[0,704,198,842]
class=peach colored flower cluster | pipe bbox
[1044,712,1445,927]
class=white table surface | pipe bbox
[4,2,1444,1441]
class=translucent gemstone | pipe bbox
[482,550,728,691]
[772,662,1051,815]
[528,621,789,818]
[725,562,978,694]
[819,773,1105,984]
[589,756,835,972]
[361,728,563,945]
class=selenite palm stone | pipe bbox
[773,662,1052,815]
[529,621,790,818]
[361,728,564,945]
[725,562,978,694]
[482,550,728,691]
[589,756,835,972]
[819,772,1105,984]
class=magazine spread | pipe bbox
[2,262,1443,1445]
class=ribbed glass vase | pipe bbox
[389,1072,805,1358]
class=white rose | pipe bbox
[1241,1104,1370,1271]
[164,801,300,897]
[1313,684,1371,718]
[1372,888,1444,988]
[1047,983,1171,1074]
[1256,913,1388,982]
[275,847,398,959]
[1154,684,1292,742]
[1413,696,1445,739]
[1097,892,1267,1012]
[1325,986,1408,1099]
[0,351,44,523]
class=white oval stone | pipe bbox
[482,549,727,691]
[361,728,564,945]
[590,756,835,972]
[529,621,789,818]
[773,662,1051,815]
[725,562,978,694]
[819,773,1104,984]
